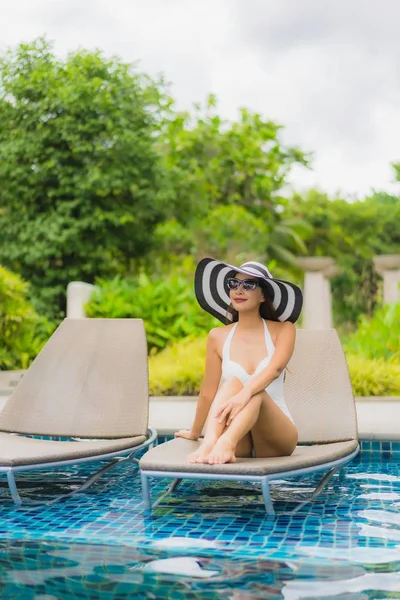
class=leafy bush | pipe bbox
[343,303,400,363]
[346,355,400,396]
[0,266,55,369]
[149,336,400,397]
[149,337,207,395]
[86,272,218,353]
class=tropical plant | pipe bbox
[0,266,54,369]
[149,337,207,395]
[343,302,400,363]
[346,355,400,396]
[85,266,219,353]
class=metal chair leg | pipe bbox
[261,478,274,514]
[152,478,182,508]
[290,466,338,514]
[141,472,151,509]
[7,471,22,506]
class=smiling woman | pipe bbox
[174,256,303,465]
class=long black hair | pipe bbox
[225,279,281,323]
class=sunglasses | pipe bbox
[226,278,261,291]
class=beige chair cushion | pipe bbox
[139,437,359,476]
[0,432,146,466]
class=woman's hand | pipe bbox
[174,429,200,441]
[215,389,252,426]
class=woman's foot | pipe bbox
[206,438,236,464]
[187,439,216,463]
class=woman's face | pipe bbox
[229,273,265,314]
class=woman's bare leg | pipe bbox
[250,393,298,457]
[206,392,264,464]
[206,390,298,464]
[187,378,252,463]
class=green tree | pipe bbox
[0,38,171,317]
[284,189,400,325]
[160,96,309,216]
[156,95,308,263]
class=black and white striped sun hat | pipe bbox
[195,257,303,324]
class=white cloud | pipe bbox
[1,0,400,196]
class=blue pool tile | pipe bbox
[0,438,399,598]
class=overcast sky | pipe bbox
[1,0,400,197]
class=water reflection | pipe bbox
[296,545,400,564]
[282,571,400,599]
[140,556,220,578]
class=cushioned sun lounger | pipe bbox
[139,329,359,514]
[0,318,156,505]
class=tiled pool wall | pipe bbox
[359,439,400,458]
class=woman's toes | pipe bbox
[206,444,236,464]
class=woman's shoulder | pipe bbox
[208,324,234,355]
[208,323,235,341]
[265,319,296,344]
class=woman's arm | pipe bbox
[243,321,296,398]
[175,328,222,440]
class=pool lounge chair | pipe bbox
[139,329,359,514]
[0,318,156,505]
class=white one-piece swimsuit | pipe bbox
[220,320,294,423]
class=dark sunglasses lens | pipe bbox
[243,280,257,291]
[227,278,258,291]
[227,278,239,290]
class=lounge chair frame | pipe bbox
[0,318,154,506]
[1,427,157,506]
[140,446,359,514]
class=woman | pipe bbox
[175,257,303,465]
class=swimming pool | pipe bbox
[0,440,399,599]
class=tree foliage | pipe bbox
[1,37,398,335]
[156,96,311,266]
[0,38,171,316]
[284,190,400,324]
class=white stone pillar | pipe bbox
[66,282,97,318]
[373,255,400,305]
[296,257,335,329]
[322,264,340,328]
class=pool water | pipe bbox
[0,444,399,599]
